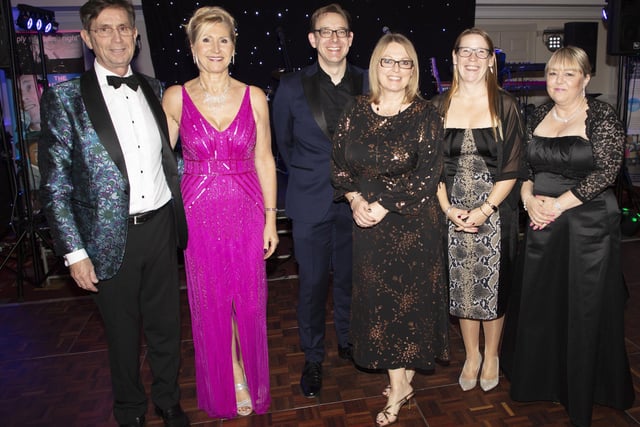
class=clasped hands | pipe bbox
[526,195,561,230]
[351,196,388,228]
[446,206,489,233]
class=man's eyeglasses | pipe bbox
[90,24,134,38]
[456,47,492,59]
[314,28,349,38]
[379,58,414,69]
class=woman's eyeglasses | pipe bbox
[455,47,492,59]
[379,58,414,69]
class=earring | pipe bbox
[193,55,198,67]
[231,53,235,65]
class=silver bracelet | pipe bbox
[553,200,563,213]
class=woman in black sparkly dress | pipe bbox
[331,33,449,426]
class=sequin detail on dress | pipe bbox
[179,85,270,418]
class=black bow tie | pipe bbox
[107,74,139,91]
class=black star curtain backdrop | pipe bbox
[141,0,475,97]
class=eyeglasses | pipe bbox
[313,28,349,38]
[90,24,134,38]
[379,58,414,69]
[456,47,492,59]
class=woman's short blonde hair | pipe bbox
[546,46,592,76]
[368,33,421,105]
[185,6,236,46]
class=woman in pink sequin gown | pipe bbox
[162,6,277,419]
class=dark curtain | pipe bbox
[140,0,475,97]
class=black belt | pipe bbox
[128,205,164,225]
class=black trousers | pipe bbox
[92,203,182,424]
[293,201,353,362]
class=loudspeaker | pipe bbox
[606,0,640,56]
[564,22,598,73]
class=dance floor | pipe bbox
[0,221,638,426]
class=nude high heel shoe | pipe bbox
[458,354,482,391]
[480,357,500,392]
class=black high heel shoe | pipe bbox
[375,390,415,426]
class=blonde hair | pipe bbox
[185,6,236,46]
[546,46,592,76]
[368,33,421,105]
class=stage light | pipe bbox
[15,4,57,33]
[43,21,58,34]
[621,208,640,236]
[543,29,564,52]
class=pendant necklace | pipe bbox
[375,98,404,116]
[552,98,585,123]
[199,79,230,108]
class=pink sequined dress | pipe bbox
[179,85,270,418]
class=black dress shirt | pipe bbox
[312,65,361,138]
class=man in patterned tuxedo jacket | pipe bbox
[38,1,189,426]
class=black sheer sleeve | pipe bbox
[497,91,525,182]
[572,98,624,201]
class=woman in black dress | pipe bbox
[501,46,634,426]
[332,33,449,426]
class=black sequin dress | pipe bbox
[331,97,450,370]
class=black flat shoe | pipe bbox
[300,361,322,397]
[338,345,353,361]
[119,415,145,427]
[154,404,190,427]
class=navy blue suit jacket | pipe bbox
[272,62,368,223]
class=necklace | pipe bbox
[375,102,403,116]
[552,98,585,123]
[199,79,230,108]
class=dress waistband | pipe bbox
[184,158,255,175]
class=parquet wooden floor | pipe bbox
[0,232,638,426]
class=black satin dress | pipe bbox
[501,132,634,426]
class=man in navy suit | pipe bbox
[272,3,368,398]
[39,1,188,426]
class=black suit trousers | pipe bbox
[92,203,182,424]
[293,201,353,362]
